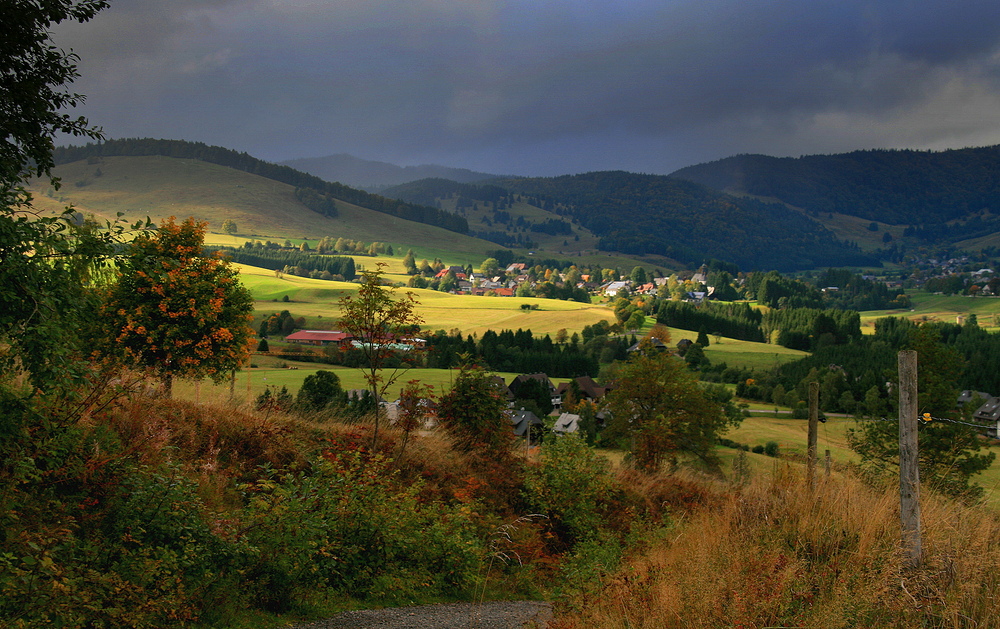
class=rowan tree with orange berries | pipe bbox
[100,217,255,395]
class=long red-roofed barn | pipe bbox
[283,330,352,346]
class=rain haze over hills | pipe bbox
[53,0,1000,177]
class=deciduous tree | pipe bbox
[438,361,513,457]
[602,344,735,471]
[337,262,423,450]
[296,370,346,413]
[99,217,255,395]
[1,0,121,393]
[1,0,109,189]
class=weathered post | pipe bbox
[808,381,819,489]
[824,449,831,478]
[898,350,921,569]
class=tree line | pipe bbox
[422,328,606,377]
[215,246,357,281]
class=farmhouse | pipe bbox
[434,265,467,279]
[603,280,629,296]
[958,390,1000,438]
[510,409,543,442]
[489,376,516,406]
[555,375,608,403]
[283,330,352,346]
[552,412,580,435]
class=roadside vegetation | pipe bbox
[552,468,1000,629]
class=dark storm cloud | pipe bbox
[53,0,1000,175]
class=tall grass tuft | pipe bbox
[553,466,1000,628]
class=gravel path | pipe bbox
[284,601,553,629]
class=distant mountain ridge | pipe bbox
[280,154,500,190]
[52,138,1000,272]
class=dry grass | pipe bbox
[553,467,1000,628]
[99,393,529,517]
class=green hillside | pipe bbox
[384,177,607,258]
[29,156,517,266]
[52,138,469,234]
[32,154,662,272]
[859,291,1000,331]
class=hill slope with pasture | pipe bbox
[37,141,662,271]
[29,155,520,265]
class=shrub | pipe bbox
[752,444,765,454]
[241,452,484,602]
[764,441,780,457]
[295,369,345,412]
[523,436,617,547]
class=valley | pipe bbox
[13,138,1000,629]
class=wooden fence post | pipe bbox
[808,381,819,489]
[824,449,831,478]
[898,349,922,569]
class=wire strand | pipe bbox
[840,414,997,430]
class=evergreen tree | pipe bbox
[696,326,710,347]
[847,325,995,500]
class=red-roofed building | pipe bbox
[434,265,468,279]
[284,330,352,346]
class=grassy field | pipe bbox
[241,263,618,337]
[860,290,1000,332]
[173,362,531,406]
[721,412,1000,507]
[246,269,804,370]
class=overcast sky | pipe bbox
[52,0,1000,177]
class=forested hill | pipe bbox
[670,146,1000,225]
[488,171,877,272]
[53,139,469,235]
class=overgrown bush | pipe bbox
[241,451,485,604]
[522,436,617,547]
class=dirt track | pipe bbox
[285,601,553,629]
